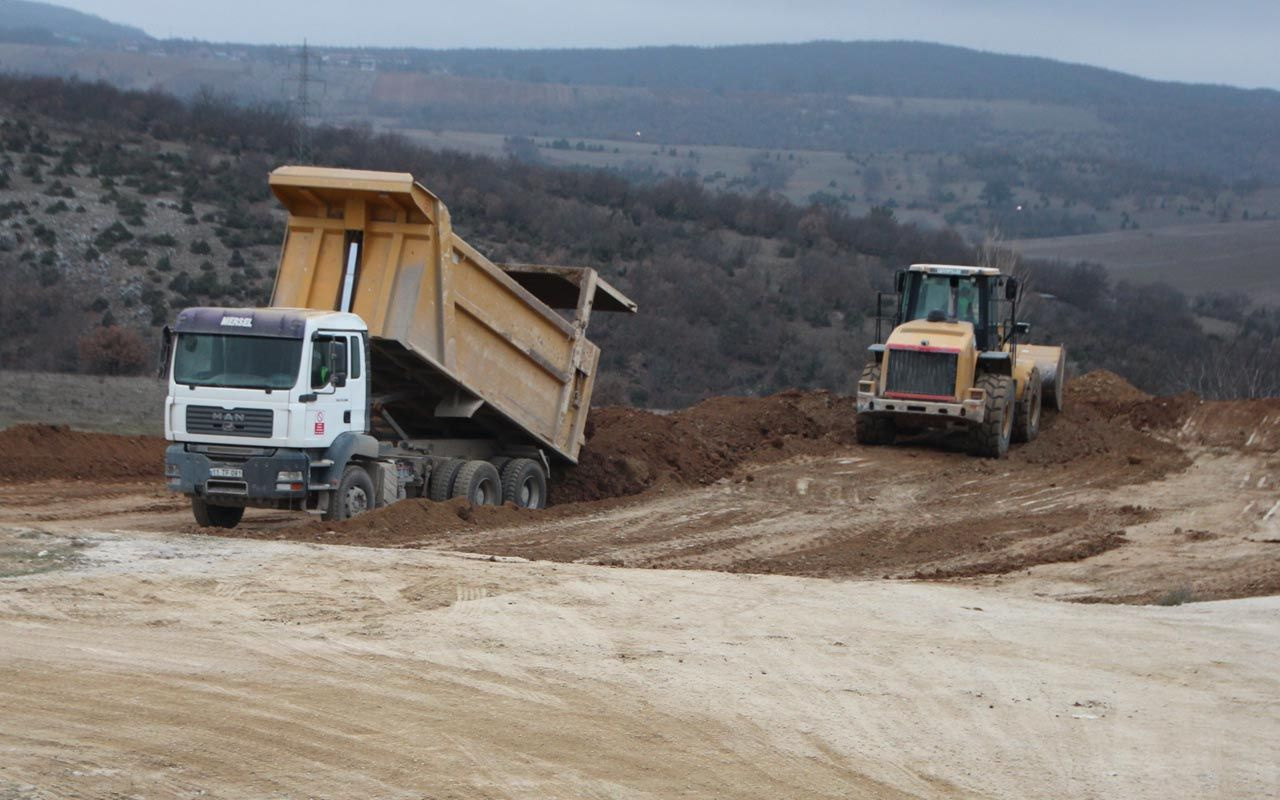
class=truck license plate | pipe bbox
[209,467,243,478]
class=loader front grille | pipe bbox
[885,349,958,399]
[185,406,274,438]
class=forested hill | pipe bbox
[0,0,149,42]
[0,76,1274,403]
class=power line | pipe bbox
[286,39,326,164]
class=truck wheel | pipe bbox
[428,458,466,502]
[324,465,375,522]
[192,497,244,528]
[452,460,502,506]
[1013,368,1043,443]
[855,362,896,445]
[489,456,512,473]
[969,373,1015,458]
[501,458,547,509]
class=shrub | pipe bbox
[189,239,212,255]
[77,325,148,375]
[93,221,133,251]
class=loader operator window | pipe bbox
[173,334,302,390]
[904,274,980,325]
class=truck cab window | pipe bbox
[349,335,362,379]
[311,336,335,388]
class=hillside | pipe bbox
[2,31,1277,242]
[0,75,1275,404]
[0,0,149,43]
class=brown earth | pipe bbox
[1,371,1276,604]
[0,424,166,484]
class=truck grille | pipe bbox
[885,349,958,399]
[186,406,274,438]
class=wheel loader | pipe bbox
[855,264,1066,458]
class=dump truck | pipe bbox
[162,166,635,528]
[855,264,1066,458]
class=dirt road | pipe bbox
[2,526,1278,799]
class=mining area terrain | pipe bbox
[1,371,1277,798]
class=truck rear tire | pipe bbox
[428,458,466,502]
[969,373,1015,458]
[324,465,375,522]
[192,497,244,528]
[452,460,502,506]
[1013,368,1043,443]
[855,362,896,446]
[501,458,547,509]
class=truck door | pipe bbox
[305,332,367,445]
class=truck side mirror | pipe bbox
[1005,277,1020,301]
[329,340,348,388]
[157,325,173,379]
[894,269,906,294]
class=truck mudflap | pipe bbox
[165,444,310,506]
[856,390,986,423]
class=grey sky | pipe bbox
[61,0,1280,89]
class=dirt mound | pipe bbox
[1177,398,1280,452]
[1065,369,1151,410]
[553,390,857,503]
[0,424,166,483]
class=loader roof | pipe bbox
[909,264,1002,277]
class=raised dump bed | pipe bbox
[268,166,635,464]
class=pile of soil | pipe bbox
[1010,374,1190,478]
[553,390,858,503]
[1178,398,1280,452]
[0,424,166,483]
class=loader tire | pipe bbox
[1013,368,1043,443]
[501,458,547,510]
[324,464,375,522]
[192,497,243,529]
[969,373,1015,458]
[452,460,502,506]
[428,458,466,502]
[855,362,896,446]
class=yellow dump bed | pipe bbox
[267,166,634,463]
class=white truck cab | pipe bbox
[163,307,384,527]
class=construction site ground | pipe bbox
[1,372,1278,798]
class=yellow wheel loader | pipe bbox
[855,264,1066,458]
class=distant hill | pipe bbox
[388,41,1280,183]
[0,0,149,43]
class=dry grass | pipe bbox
[0,370,163,435]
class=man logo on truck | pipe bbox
[220,316,253,328]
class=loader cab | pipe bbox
[894,265,1014,352]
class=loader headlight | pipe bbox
[276,470,304,482]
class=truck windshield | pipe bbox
[173,334,302,390]
[903,275,980,324]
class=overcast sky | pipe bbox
[60,0,1280,90]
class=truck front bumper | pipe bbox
[165,444,311,506]
[856,390,986,424]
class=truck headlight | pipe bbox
[165,463,181,477]
[276,470,304,482]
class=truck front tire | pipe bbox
[501,458,547,509]
[192,497,244,529]
[324,465,375,522]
